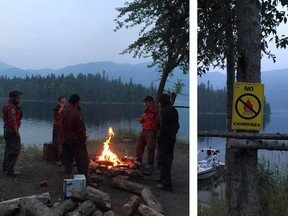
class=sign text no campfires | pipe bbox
[232,82,264,131]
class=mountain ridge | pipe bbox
[0,60,189,104]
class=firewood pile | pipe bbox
[89,156,143,179]
[0,177,164,216]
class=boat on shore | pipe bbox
[198,148,225,180]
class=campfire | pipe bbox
[89,127,138,175]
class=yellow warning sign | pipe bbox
[232,82,264,131]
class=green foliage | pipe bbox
[258,158,288,216]
[198,82,271,113]
[115,0,189,75]
[0,73,157,102]
[198,159,288,215]
[198,0,288,75]
[114,128,138,142]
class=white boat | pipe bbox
[198,148,225,180]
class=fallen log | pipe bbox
[25,198,53,216]
[126,169,142,178]
[91,210,104,216]
[137,204,164,216]
[86,186,110,203]
[0,203,21,216]
[71,200,96,216]
[122,195,140,216]
[111,177,147,194]
[109,167,127,177]
[0,192,50,205]
[71,188,111,211]
[51,200,78,216]
[141,188,163,213]
[103,210,116,216]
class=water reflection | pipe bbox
[0,100,189,145]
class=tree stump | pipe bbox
[43,142,57,161]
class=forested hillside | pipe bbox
[0,73,156,102]
[198,82,271,113]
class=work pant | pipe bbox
[136,129,157,166]
[62,138,89,178]
[52,124,62,161]
[157,139,176,187]
[2,131,21,174]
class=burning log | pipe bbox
[51,200,78,216]
[122,195,140,216]
[91,210,104,216]
[71,187,111,211]
[141,188,163,213]
[25,198,53,216]
[111,177,147,195]
[137,204,164,216]
[103,210,116,216]
[70,200,96,216]
[94,160,114,166]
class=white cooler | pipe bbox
[63,174,86,197]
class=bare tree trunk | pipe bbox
[227,0,262,215]
[224,0,236,204]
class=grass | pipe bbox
[198,158,288,216]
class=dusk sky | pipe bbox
[0,0,149,70]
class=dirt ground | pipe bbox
[0,140,189,216]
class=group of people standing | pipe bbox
[136,94,179,191]
[2,90,179,192]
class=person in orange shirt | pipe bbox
[2,90,23,177]
[136,96,159,169]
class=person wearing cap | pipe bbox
[2,90,23,177]
[156,93,179,191]
[135,95,159,169]
[59,94,89,179]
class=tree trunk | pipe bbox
[227,0,262,215]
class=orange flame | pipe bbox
[98,127,122,166]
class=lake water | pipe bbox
[198,111,288,169]
[0,100,189,146]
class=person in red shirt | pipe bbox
[2,90,23,177]
[136,96,159,169]
[59,94,89,178]
[52,96,66,166]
